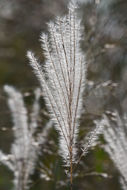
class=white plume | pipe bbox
[97,111,127,190]
[0,85,52,190]
[27,0,86,166]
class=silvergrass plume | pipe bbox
[27,0,102,188]
[0,85,52,190]
[97,111,127,190]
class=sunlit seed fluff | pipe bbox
[27,0,86,166]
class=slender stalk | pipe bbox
[70,145,73,190]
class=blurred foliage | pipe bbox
[0,0,127,189]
